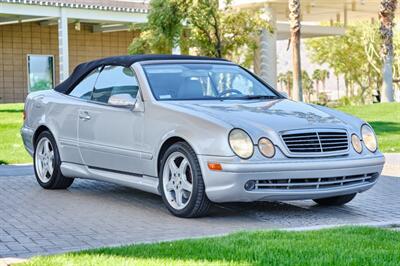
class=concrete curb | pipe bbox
[383,153,400,176]
[3,163,33,166]
[89,221,400,249]
[18,221,400,261]
[0,258,27,266]
[281,221,400,231]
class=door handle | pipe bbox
[79,111,91,121]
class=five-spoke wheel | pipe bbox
[34,131,74,189]
[159,142,211,217]
[163,152,193,210]
[35,137,55,183]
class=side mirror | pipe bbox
[280,91,289,98]
[108,94,137,109]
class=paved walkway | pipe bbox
[383,153,400,177]
[0,164,399,258]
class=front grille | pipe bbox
[254,173,378,190]
[282,130,348,154]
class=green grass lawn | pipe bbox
[337,103,400,153]
[0,103,31,164]
[0,102,398,164]
[23,227,400,266]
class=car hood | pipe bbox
[168,99,352,134]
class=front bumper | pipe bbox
[198,154,385,203]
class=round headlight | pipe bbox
[258,138,275,158]
[361,124,377,152]
[351,134,363,154]
[229,129,254,159]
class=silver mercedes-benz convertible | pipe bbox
[21,55,385,217]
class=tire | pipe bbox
[159,142,211,218]
[313,193,356,206]
[33,131,74,189]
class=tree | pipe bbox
[289,0,302,102]
[320,69,330,91]
[312,69,322,98]
[277,73,286,91]
[305,23,388,103]
[128,0,185,54]
[379,0,398,102]
[277,71,293,98]
[302,70,314,102]
[129,0,270,67]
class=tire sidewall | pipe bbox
[159,142,204,217]
[33,131,62,189]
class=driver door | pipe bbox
[78,65,144,175]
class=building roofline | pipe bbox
[0,0,149,14]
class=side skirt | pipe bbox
[60,162,160,195]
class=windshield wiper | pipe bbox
[238,95,280,100]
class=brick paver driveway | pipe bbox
[0,165,399,258]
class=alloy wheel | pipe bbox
[35,137,55,183]
[162,151,193,210]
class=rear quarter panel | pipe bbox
[24,90,82,163]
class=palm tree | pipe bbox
[312,69,322,99]
[335,72,340,99]
[285,71,293,98]
[320,69,330,92]
[277,73,286,92]
[379,0,397,102]
[278,71,293,98]
[302,70,314,102]
[289,0,302,102]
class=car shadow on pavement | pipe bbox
[66,178,372,227]
[2,166,399,228]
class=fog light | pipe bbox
[244,180,256,191]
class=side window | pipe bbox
[91,65,139,104]
[69,68,100,99]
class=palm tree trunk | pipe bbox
[380,0,397,102]
[289,0,303,102]
[337,75,340,99]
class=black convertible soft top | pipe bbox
[54,54,228,94]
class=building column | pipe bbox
[58,8,69,82]
[255,7,277,89]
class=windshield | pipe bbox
[142,63,279,101]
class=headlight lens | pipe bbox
[258,138,275,158]
[362,124,377,152]
[229,129,254,159]
[351,134,363,154]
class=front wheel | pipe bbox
[34,131,74,189]
[313,193,356,206]
[159,142,211,218]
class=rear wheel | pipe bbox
[159,142,211,218]
[34,131,74,189]
[313,193,356,206]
